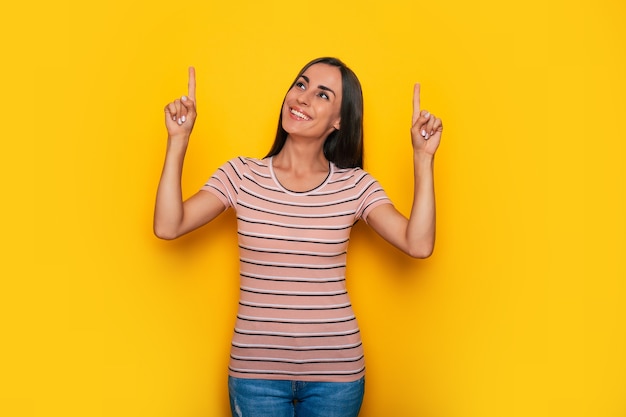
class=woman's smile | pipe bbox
[289,106,312,121]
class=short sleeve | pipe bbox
[200,157,246,209]
[354,171,392,223]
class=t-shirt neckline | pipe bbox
[269,156,333,196]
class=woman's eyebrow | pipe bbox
[299,75,337,98]
[317,85,336,98]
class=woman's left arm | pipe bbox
[366,83,443,258]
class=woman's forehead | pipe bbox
[301,63,341,84]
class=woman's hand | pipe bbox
[164,67,197,139]
[411,83,443,156]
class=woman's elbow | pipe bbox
[153,224,180,240]
[407,242,434,259]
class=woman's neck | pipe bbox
[271,138,331,192]
[272,138,329,174]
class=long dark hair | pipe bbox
[265,57,364,169]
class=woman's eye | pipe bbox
[295,81,305,90]
[318,92,329,100]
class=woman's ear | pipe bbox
[333,119,341,131]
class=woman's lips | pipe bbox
[289,107,311,120]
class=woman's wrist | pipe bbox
[413,149,435,165]
[167,134,190,151]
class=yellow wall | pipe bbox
[2,0,625,416]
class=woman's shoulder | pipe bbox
[217,156,271,180]
[331,163,377,183]
[221,156,269,169]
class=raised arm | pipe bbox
[154,67,226,240]
[366,83,443,258]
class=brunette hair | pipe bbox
[265,57,364,169]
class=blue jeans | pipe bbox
[228,376,365,417]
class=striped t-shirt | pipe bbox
[202,156,391,382]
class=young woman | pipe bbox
[155,57,443,417]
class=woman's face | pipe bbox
[281,63,342,141]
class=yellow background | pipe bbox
[2,0,625,416]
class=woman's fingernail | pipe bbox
[177,118,182,125]
[421,129,427,137]
[181,115,186,123]
[424,111,430,118]
[172,116,177,121]
[181,96,187,101]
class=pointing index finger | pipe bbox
[412,83,421,126]
[188,66,196,102]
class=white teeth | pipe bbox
[290,109,310,120]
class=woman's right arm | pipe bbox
[153,67,227,240]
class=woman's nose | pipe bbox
[296,90,310,105]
